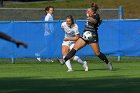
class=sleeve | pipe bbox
[61,22,66,30]
[94,14,100,23]
[74,24,80,35]
[44,15,50,21]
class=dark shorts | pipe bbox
[81,31,98,44]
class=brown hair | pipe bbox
[45,6,54,13]
[90,2,99,13]
[66,15,75,27]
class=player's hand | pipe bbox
[86,10,90,17]
[15,41,28,48]
[86,13,89,17]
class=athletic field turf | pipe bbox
[0,59,139,93]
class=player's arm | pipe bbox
[61,22,65,31]
[88,17,97,24]
[0,32,28,48]
[64,24,80,41]
[64,34,80,41]
[88,14,100,24]
[45,15,49,21]
[0,32,17,43]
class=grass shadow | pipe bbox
[0,77,139,93]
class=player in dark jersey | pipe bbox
[58,3,113,71]
[0,32,28,48]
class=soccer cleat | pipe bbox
[67,69,73,72]
[108,62,113,71]
[57,58,65,65]
[83,61,88,71]
[37,58,41,62]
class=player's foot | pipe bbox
[35,53,41,62]
[83,61,88,71]
[108,62,113,71]
[57,58,65,65]
[51,59,54,62]
[37,58,41,62]
[67,69,73,72]
[45,58,54,62]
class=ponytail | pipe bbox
[90,2,99,13]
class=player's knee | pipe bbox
[62,49,69,55]
[62,51,68,56]
[95,52,100,56]
[73,56,79,61]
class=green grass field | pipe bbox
[0,59,140,93]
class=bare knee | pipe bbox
[95,52,100,56]
[62,46,70,56]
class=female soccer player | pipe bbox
[44,6,54,21]
[59,3,113,71]
[61,15,88,72]
[36,6,54,62]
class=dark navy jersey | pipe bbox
[84,14,100,32]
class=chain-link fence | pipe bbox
[0,7,122,21]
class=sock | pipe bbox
[97,52,109,64]
[65,60,72,70]
[73,56,84,65]
[64,48,77,62]
[63,56,72,70]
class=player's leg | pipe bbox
[36,36,48,62]
[59,38,86,64]
[70,43,88,71]
[62,44,73,72]
[73,56,88,71]
[73,56,84,65]
[70,43,85,64]
[64,38,86,62]
[89,43,113,71]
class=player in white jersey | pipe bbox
[44,11,53,21]
[36,6,54,62]
[61,15,88,72]
[44,6,54,36]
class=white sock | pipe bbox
[63,56,72,70]
[73,56,84,65]
[65,60,72,70]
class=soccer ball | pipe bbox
[82,31,93,40]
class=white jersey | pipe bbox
[44,13,53,21]
[61,22,79,38]
[44,13,54,36]
[61,22,79,48]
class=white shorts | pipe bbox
[62,41,75,50]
